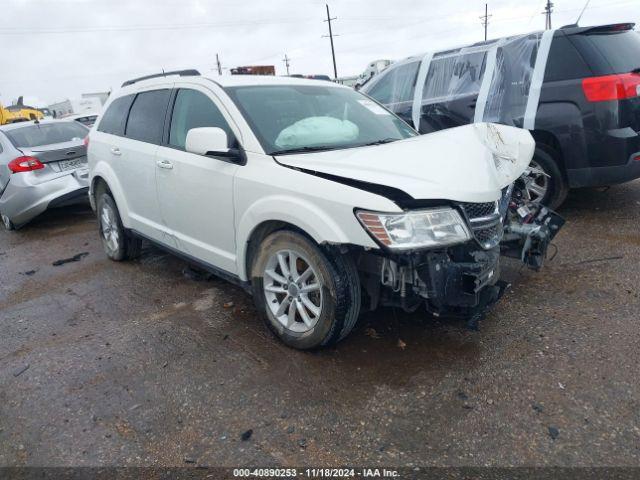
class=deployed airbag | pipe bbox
[275,116,359,149]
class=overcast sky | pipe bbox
[1,0,639,107]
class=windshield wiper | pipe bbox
[269,145,340,155]
[360,137,401,147]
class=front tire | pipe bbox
[251,230,361,350]
[96,191,141,261]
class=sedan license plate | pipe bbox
[59,158,86,172]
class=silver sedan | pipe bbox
[0,120,90,230]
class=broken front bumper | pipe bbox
[415,248,503,314]
[357,199,564,321]
[358,243,506,320]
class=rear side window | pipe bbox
[97,95,134,135]
[570,30,640,75]
[366,61,420,106]
[544,36,592,82]
[169,89,233,149]
[423,50,487,100]
[125,89,170,144]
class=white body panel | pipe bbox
[88,74,534,283]
[156,144,239,273]
[276,123,534,204]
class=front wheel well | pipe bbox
[244,220,319,281]
[530,130,566,178]
[91,176,111,199]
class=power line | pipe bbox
[480,3,492,41]
[322,3,339,80]
[282,54,291,75]
[0,19,316,35]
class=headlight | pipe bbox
[356,208,471,250]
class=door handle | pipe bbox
[110,147,121,156]
[156,159,173,170]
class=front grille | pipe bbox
[460,201,497,219]
[474,223,502,246]
[460,201,503,249]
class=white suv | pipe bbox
[88,70,563,349]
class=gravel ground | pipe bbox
[0,181,638,468]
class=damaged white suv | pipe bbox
[88,70,563,349]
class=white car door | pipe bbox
[112,88,172,240]
[155,86,240,274]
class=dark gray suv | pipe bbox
[363,23,640,208]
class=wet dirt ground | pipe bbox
[0,182,639,468]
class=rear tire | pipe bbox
[522,146,568,209]
[250,230,361,350]
[96,190,141,261]
[1,213,14,231]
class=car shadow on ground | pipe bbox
[8,203,95,238]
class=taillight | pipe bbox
[83,135,90,147]
[582,73,640,102]
[8,156,45,173]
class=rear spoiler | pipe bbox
[563,23,635,35]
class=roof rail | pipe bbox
[121,69,201,87]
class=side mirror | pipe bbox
[186,127,229,156]
[185,127,246,164]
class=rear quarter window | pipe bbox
[544,35,592,82]
[97,95,135,135]
[569,30,640,75]
[365,61,420,106]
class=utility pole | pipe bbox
[282,54,291,76]
[322,4,338,80]
[216,53,222,75]
[479,3,491,41]
[543,0,554,29]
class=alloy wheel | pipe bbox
[1,214,12,230]
[100,203,120,253]
[522,159,550,203]
[263,249,323,333]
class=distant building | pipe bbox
[230,65,275,75]
[336,76,358,87]
[81,91,110,105]
[49,97,102,118]
[338,59,393,90]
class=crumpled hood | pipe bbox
[275,123,535,204]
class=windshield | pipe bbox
[225,84,416,154]
[5,122,88,148]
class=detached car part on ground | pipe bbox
[0,120,90,229]
[362,23,640,209]
[88,73,563,349]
